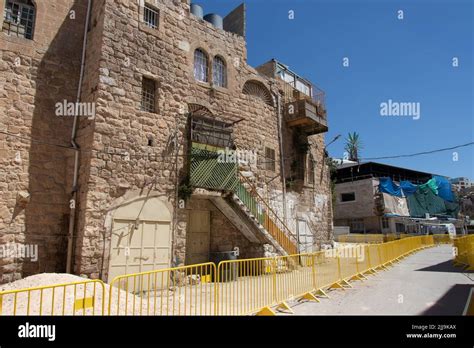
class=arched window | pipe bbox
[212,56,227,88]
[2,0,36,40]
[242,80,274,107]
[194,49,208,82]
[188,103,213,117]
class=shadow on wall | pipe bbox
[22,0,88,277]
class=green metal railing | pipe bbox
[235,174,298,255]
[235,181,266,226]
[189,142,298,255]
[189,143,239,191]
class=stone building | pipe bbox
[0,0,332,283]
[333,161,457,234]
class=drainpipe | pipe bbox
[66,0,92,274]
[272,90,288,227]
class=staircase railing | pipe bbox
[234,173,298,255]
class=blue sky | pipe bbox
[197,0,473,179]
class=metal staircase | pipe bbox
[231,173,298,255]
[189,141,298,255]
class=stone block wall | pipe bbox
[0,0,88,283]
[334,178,378,220]
[0,0,332,282]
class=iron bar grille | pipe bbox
[143,5,158,29]
[3,0,35,39]
[141,78,156,113]
[190,116,234,149]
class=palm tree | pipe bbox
[344,132,363,162]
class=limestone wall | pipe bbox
[0,0,332,282]
[0,0,88,282]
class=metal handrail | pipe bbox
[238,173,298,243]
[281,79,326,115]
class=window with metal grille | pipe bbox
[194,49,208,82]
[242,80,273,107]
[307,155,315,184]
[382,217,389,229]
[264,147,276,172]
[212,56,227,87]
[143,4,159,29]
[2,0,35,40]
[141,77,156,113]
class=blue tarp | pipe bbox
[400,180,418,196]
[433,175,455,202]
[379,177,402,197]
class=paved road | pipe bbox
[283,245,473,315]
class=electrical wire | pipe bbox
[360,142,474,160]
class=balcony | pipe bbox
[282,82,328,135]
[262,60,328,135]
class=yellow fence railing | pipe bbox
[453,235,474,271]
[215,235,435,315]
[432,234,453,245]
[0,279,105,315]
[336,234,384,244]
[337,233,455,245]
[0,236,437,316]
[108,262,217,316]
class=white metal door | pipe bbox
[108,219,171,282]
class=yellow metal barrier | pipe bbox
[217,236,435,315]
[337,246,359,282]
[453,235,474,271]
[336,234,384,244]
[433,234,452,244]
[0,236,439,316]
[313,250,340,290]
[273,254,316,307]
[0,279,105,315]
[216,257,276,315]
[356,245,373,275]
[383,234,398,242]
[108,262,217,315]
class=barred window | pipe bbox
[141,77,156,113]
[2,0,35,40]
[307,156,315,185]
[264,147,276,172]
[143,4,159,29]
[194,49,208,82]
[212,56,227,88]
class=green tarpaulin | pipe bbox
[406,184,459,218]
[418,178,438,195]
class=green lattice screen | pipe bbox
[190,143,239,191]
